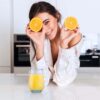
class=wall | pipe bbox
[0,0,11,67]
[13,0,57,34]
[57,0,100,51]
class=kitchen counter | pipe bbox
[0,73,100,100]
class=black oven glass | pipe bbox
[14,35,30,67]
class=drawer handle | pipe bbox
[16,45,30,47]
[92,56,99,58]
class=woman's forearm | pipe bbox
[35,45,44,60]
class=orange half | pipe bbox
[64,16,78,30]
[29,17,43,32]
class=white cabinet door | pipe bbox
[0,0,11,67]
[13,0,57,34]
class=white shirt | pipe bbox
[30,35,84,87]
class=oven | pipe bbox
[14,34,30,67]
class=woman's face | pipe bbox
[36,12,58,40]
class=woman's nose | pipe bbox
[43,25,48,30]
[42,25,50,34]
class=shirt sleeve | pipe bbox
[29,42,51,87]
[53,37,84,87]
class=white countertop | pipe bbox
[0,73,100,100]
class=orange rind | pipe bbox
[64,16,78,30]
[29,17,43,32]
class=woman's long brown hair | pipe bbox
[29,1,61,61]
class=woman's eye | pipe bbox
[44,21,49,25]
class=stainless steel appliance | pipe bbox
[14,34,30,67]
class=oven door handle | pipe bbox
[16,45,30,47]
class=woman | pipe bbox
[26,1,83,87]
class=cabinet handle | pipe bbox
[16,45,30,47]
[80,60,91,61]
[92,56,98,58]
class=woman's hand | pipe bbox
[60,26,80,49]
[26,24,45,60]
[26,24,45,48]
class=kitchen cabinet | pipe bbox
[13,0,57,34]
[0,0,11,67]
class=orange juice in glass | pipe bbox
[28,70,44,93]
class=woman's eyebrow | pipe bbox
[43,18,49,23]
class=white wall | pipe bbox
[57,0,100,50]
[0,0,11,67]
[57,0,100,34]
[13,0,57,34]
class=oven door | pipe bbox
[14,42,30,67]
